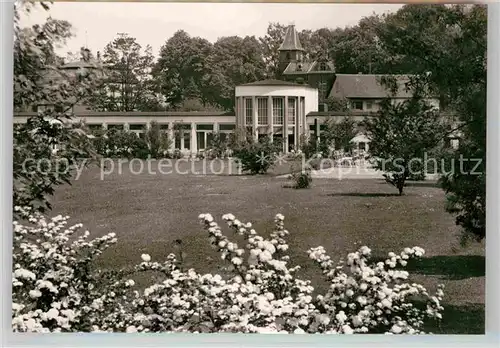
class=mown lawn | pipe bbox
[50,159,485,334]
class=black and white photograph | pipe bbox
[10,0,487,335]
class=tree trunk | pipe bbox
[397,171,407,196]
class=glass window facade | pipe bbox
[288,97,296,125]
[129,124,146,131]
[219,124,235,131]
[272,97,284,125]
[197,124,213,131]
[183,132,190,150]
[352,100,363,110]
[245,98,253,125]
[257,98,268,125]
[197,132,206,150]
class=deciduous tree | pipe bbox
[259,23,287,79]
[154,30,213,109]
[13,1,100,217]
[376,4,487,240]
[363,96,447,195]
[91,33,161,111]
[206,35,267,110]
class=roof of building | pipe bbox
[60,59,100,69]
[15,109,455,119]
[307,111,376,117]
[329,74,414,99]
[283,61,335,75]
[309,61,336,74]
[240,79,305,87]
[307,110,456,118]
[14,111,235,118]
[279,25,304,51]
[39,68,64,80]
[283,62,313,75]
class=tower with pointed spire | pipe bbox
[278,24,336,110]
[278,25,305,76]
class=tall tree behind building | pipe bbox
[92,33,161,111]
[259,23,287,79]
[205,35,267,111]
[154,30,213,110]
[329,15,391,74]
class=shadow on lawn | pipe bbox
[426,303,485,334]
[404,255,485,280]
[405,181,441,188]
[327,192,403,197]
[370,254,485,280]
[374,181,440,188]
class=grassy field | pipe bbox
[50,159,485,334]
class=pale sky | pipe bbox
[20,1,404,58]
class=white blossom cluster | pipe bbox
[12,206,132,332]
[12,206,444,333]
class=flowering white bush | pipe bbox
[12,207,444,333]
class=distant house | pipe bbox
[329,74,440,112]
[16,48,105,114]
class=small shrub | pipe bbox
[206,132,230,159]
[12,208,445,333]
[301,137,322,159]
[232,136,282,175]
[289,168,313,189]
[408,172,426,182]
[171,149,183,159]
[307,154,335,171]
[286,149,304,161]
[91,129,152,159]
[145,121,172,159]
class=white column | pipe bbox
[252,96,258,142]
[268,95,273,141]
[240,97,245,128]
[238,97,243,128]
[190,122,197,155]
[214,122,219,133]
[302,97,307,144]
[102,122,108,130]
[284,96,289,152]
[295,98,301,150]
[239,97,245,142]
[315,119,320,145]
[124,122,130,131]
[168,122,174,151]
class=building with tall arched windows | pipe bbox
[234,79,318,151]
[15,25,453,156]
